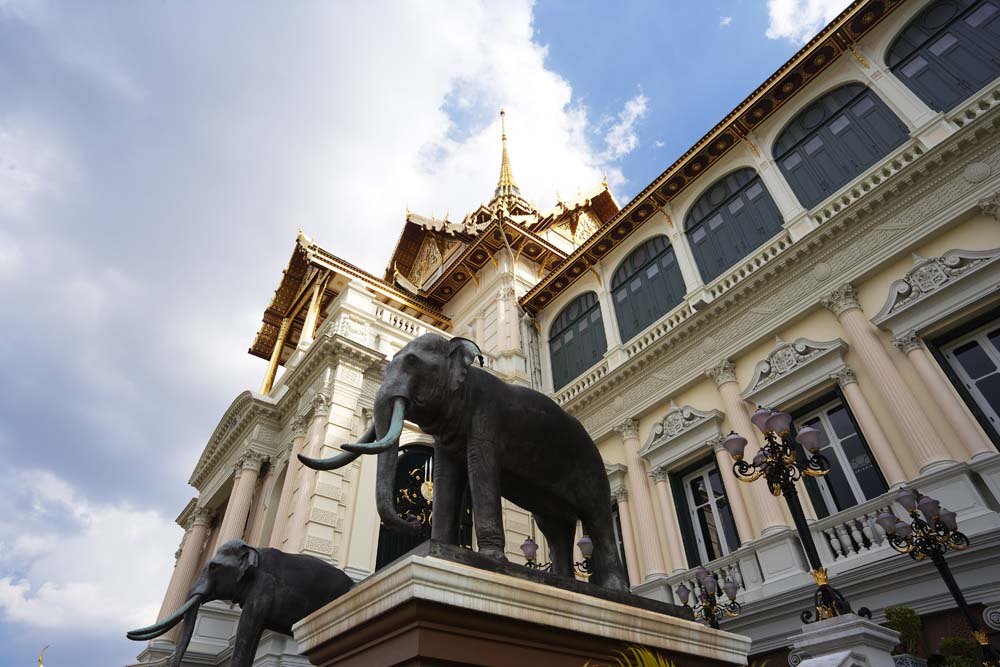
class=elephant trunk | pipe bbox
[125,593,203,641]
[298,423,376,471]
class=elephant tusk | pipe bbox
[341,397,406,455]
[126,594,202,641]
[298,422,376,471]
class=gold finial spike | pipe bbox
[602,171,608,189]
[500,107,506,141]
[493,107,520,205]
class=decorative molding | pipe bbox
[742,337,849,409]
[984,604,1000,631]
[820,284,861,317]
[833,366,858,388]
[606,463,628,497]
[650,466,668,483]
[979,191,1000,220]
[706,359,737,387]
[612,488,629,503]
[891,330,924,354]
[614,417,640,441]
[638,403,724,471]
[707,434,727,453]
[191,391,281,489]
[310,392,332,418]
[190,506,212,528]
[238,450,268,472]
[872,248,1000,336]
[963,162,991,184]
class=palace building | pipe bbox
[138,0,1000,664]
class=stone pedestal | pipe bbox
[293,542,751,667]
[788,614,901,667]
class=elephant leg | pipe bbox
[230,590,271,667]
[466,438,506,561]
[582,507,630,593]
[534,513,575,580]
[430,448,465,545]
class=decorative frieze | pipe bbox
[872,248,1000,336]
[821,284,861,317]
[638,403,724,471]
[706,359,737,386]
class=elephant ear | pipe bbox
[447,337,483,392]
[237,544,260,582]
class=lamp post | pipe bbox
[878,488,999,667]
[520,534,595,578]
[675,566,741,629]
[723,407,869,623]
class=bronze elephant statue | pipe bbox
[301,333,629,592]
[127,539,353,666]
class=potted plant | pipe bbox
[885,606,926,667]
[932,637,980,667]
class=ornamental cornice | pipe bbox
[606,463,628,497]
[891,330,924,354]
[741,337,848,407]
[649,466,668,483]
[555,99,1000,442]
[980,191,1000,221]
[190,391,281,489]
[872,248,1000,336]
[820,283,861,317]
[638,403,724,472]
[706,359,737,386]
[237,449,268,472]
[310,392,332,418]
[278,326,387,397]
[291,414,309,438]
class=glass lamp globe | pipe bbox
[917,495,941,521]
[896,488,918,512]
[577,535,594,559]
[894,521,913,540]
[520,536,538,561]
[765,411,793,433]
[795,425,822,451]
[939,509,958,532]
[722,579,739,600]
[704,575,719,595]
[877,512,899,534]
[751,407,773,433]
[676,582,691,605]
[723,432,748,460]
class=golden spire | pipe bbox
[493,108,522,205]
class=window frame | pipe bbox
[679,460,740,564]
[548,291,608,391]
[941,317,1000,437]
[610,235,687,343]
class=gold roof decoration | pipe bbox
[488,108,537,218]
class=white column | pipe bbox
[245,463,276,547]
[708,359,789,536]
[893,331,995,460]
[613,488,641,587]
[216,451,267,545]
[821,285,954,473]
[156,506,211,643]
[834,367,908,487]
[269,415,309,548]
[663,210,704,295]
[615,419,666,580]
[650,467,687,574]
[708,434,756,544]
[286,393,331,553]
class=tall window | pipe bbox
[684,168,784,283]
[793,399,887,517]
[888,0,1000,113]
[611,236,687,342]
[549,292,607,391]
[774,84,909,209]
[376,445,433,569]
[611,501,629,576]
[942,319,1000,436]
[681,462,740,563]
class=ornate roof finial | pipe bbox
[602,171,608,189]
[494,108,520,201]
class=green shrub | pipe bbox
[885,606,923,656]
[937,637,979,667]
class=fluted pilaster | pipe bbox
[216,451,267,544]
[615,418,666,580]
[650,466,687,574]
[612,488,640,587]
[269,415,310,548]
[834,366,907,486]
[708,434,755,543]
[286,393,331,552]
[156,506,211,643]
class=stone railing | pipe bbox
[622,302,696,359]
[374,305,430,338]
[810,138,926,226]
[553,360,609,405]
[809,491,897,566]
[949,78,1000,129]
[705,230,795,302]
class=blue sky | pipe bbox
[0,1,848,664]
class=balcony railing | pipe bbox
[553,360,609,405]
[706,230,795,301]
[949,78,1000,129]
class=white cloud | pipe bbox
[655,140,665,148]
[720,15,733,27]
[0,469,180,633]
[600,92,650,162]
[765,0,851,44]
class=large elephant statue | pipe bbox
[127,539,353,667]
[301,333,629,592]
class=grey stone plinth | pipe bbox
[788,614,901,667]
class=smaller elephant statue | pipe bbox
[127,539,353,667]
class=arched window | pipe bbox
[684,168,784,283]
[774,84,909,209]
[611,236,686,342]
[888,0,1000,113]
[549,292,607,390]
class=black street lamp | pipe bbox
[723,407,870,623]
[878,488,999,667]
[520,534,594,578]
[675,566,741,629]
